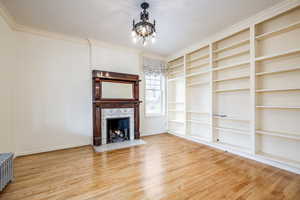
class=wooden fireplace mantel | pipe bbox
[92,70,142,146]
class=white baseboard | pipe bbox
[169,132,300,175]
[15,132,167,156]
[15,142,91,157]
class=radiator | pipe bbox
[0,153,14,192]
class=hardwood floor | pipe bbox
[1,134,300,200]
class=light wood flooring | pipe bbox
[0,133,300,200]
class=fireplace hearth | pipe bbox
[107,117,130,143]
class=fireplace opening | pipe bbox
[107,117,130,143]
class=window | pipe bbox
[145,73,165,116]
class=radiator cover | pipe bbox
[0,153,14,191]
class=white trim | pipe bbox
[0,1,17,30]
[168,132,300,175]
[15,142,91,157]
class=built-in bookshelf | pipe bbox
[166,5,300,171]
[254,5,300,168]
[185,46,211,140]
[167,56,185,135]
[212,28,251,152]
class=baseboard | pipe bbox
[15,133,167,156]
[169,132,300,175]
[15,142,91,157]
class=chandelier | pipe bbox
[131,2,156,46]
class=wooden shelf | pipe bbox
[187,120,210,125]
[215,88,250,93]
[168,70,184,75]
[214,49,250,62]
[187,111,210,114]
[255,48,300,62]
[256,66,300,76]
[168,76,184,82]
[168,63,184,69]
[186,70,211,78]
[213,75,249,82]
[187,81,210,87]
[168,120,185,124]
[213,60,250,71]
[213,39,250,53]
[213,116,250,122]
[168,56,184,63]
[214,126,250,136]
[256,21,300,40]
[256,105,300,109]
[187,54,209,63]
[187,62,210,70]
[257,152,300,169]
[256,88,300,93]
[256,130,300,140]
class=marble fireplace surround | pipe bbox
[101,108,135,145]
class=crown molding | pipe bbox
[15,24,90,45]
[167,0,300,61]
[0,1,17,29]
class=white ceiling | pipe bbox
[1,0,283,56]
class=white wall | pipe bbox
[0,13,167,155]
[13,32,92,155]
[0,14,15,153]
[91,44,168,137]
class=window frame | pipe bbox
[144,73,166,117]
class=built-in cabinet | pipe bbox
[167,5,300,171]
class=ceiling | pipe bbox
[1,0,283,56]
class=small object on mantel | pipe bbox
[0,153,14,191]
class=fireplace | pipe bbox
[107,117,130,143]
[101,108,134,145]
[92,70,142,146]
